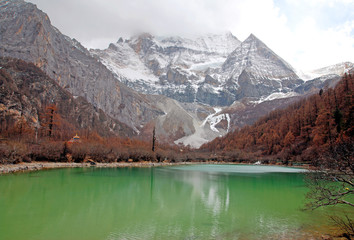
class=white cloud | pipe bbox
[26,0,354,71]
[290,19,354,70]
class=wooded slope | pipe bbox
[201,72,353,163]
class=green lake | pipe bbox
[0,164,347,239]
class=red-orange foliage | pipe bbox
[201,73,354,164]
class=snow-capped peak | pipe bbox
[299,62,354,81]
[221,33,299,84]
[91,32,303,107]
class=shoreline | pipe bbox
[0,161,310,174]
[0,161,196,174]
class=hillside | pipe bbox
[201,73,353,163]
[0,0,164,134]
[0,57,134,139]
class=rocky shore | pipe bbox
[0,161,194,174]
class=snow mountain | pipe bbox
[91,33,302,106]
[299,62,354,80]
[91,32,242,105]
[219,34,302,100]
[1,0,350,148]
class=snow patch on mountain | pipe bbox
[252,92,299,104]
[300,62,353,81]
[221,34,299,86]
[93,43,159,84]
[155,32,241,56]
[201,108,230,133]
[189,56,226,71]
[175,107,231,148]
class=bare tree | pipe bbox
[305,141,353,210]
[305,141,353,237]
[152,127,156,152]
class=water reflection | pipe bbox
[156,167,232,238]
[0,166,330,240]
[155,165,313,239]
[181,170,229,216]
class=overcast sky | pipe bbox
[26,0,354,71]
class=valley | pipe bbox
[0,1,353,239]
[0,0,352,146]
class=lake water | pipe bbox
[0,164,343,239]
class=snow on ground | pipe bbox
[93,42,159,84]
[189,57,226,71]
[174,118,211,148]
[116,67,158,83]
[201,108,221,127]
[252,91,299,104]
[155,32,240,56]
[175,107,230,148]
[201,107,230,132]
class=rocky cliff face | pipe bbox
[0,0,163,133]
[0,57,134,137]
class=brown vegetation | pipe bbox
[0,134,199,164]
[1,73,352,165]
[201,73,353,165]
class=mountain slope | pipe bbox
[0,57,134,137]
[0,0,163,133]
[201,74,354,162]
[0,0,232,143]
[220,34,302,100]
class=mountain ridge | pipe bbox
[1,0,352,147]
[91,32,303,106]
[0,0,165,134]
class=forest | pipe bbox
[201,72,353,166]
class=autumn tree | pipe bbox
[40,104,62,139]
[13,115,32,137]
[200,73,353,164]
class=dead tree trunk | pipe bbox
[152,127,156,152]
